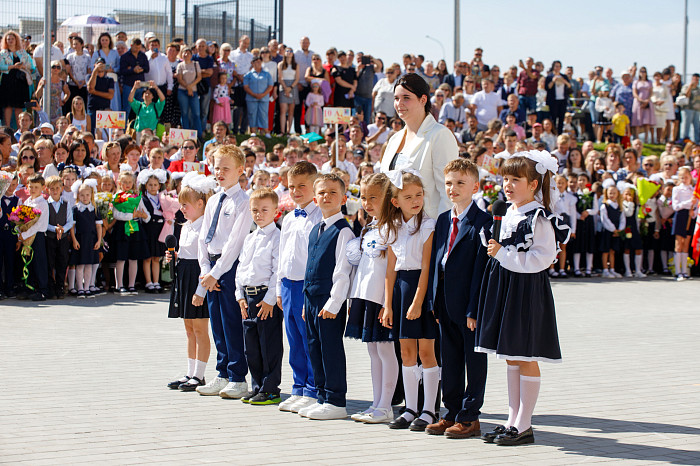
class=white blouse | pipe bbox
[672,184,695,211]
[389,214,435,271]
[177,216,205,298]
[350,221,388,305]
[599,200,626,232]
[552,190,578,234]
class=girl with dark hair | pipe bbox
[278,47,299,135]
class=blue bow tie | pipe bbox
[294,208,307,218]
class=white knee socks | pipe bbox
[661,250,669,270]
[128,260,138,287]
[675,252,683,275]
[506,365,520,427]
[681,252,689,275]
[418,366,440,422]
[115,261,125,288]
[586,253,593,272]
[647,250,654,271]
[194,359,207,380]
[187,358,196,377]
[91,264,99,288]
[367,343,382,408]
[623,253,631,274]
[400,364,420,421]
[635,254,643,274]
[573,253,581,272]
[67,267,75,290]
[75,265,85,291]
[376,342,398,411]
[513,375,540,433]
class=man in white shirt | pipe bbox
[33,32,62,76]
[468,78,504,131]
[231,35,254,134]
[439,93,466,130]
[145,38,173,98]
[367,112,390,145]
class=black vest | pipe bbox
[47,200,68,239]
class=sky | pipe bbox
[284,0,700,80]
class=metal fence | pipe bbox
[0,0,280,49]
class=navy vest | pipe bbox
[1,196,18,231]
[47,200,68,239]
[607,203,621,228]
[303,218,350,297]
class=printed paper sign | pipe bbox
[96,111,126,129]
[323,107,352,124]
[169,128,198,144]
[183,161,206,174]
[481,154,499,175]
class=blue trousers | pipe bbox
[281,278,316,397]
[177,89,203,137]
[354,95,372,124]
[207,260,247,382]
[246,99,268,129]
[304,293,347,407]
[242,290,283,395]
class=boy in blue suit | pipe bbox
[426,159,492,438]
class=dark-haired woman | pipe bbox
[379,73,459,218]
[544,60,571,135]
[331,50,357,110]
[90,32,120,111]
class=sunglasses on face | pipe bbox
[51,65,61,69]
[183,145,196,150]
[22,155,35,160]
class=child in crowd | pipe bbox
[21,174,50,300]
[70,179,103,298]
[478,153,569,446]
[345,173,396,424]
[277,161,322,414]
[671,167,698,281]
[236,188,283,405]
[305,80,324,134]
[572,173,598,277]
[621,186,646,278]
[138,168,168,293]
[425,160,491,439]
[657,182,675,274]
[45,176,73,299]
[0,174,19,298]
[380,170,439,432]
[551,174,577,277]
[212,73,232,126]
[611,102,630,145]
[600,181,625,278]
[167,172,216,392]
[297,173,354,420]
[196,145,252,399]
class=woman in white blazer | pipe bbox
[380,74,459,218]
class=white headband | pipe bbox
[137,168,168,187]
[387,168,421,190]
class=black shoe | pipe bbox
[249,392,282,405]
[0,292,5,300]
[179,376,205,391]
[5,290,16,298]
[389,408,418,429]
[241,391,258,403]
[167,376,190,389]
[31,292,46,302]
[481,424,507,443]
[495,426,535,446]
[69,288,78,297]
[128,287,138,295]
[409,410,437,432]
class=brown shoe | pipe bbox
[445,420,481,439]
[425,418,455,435]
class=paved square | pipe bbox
[1,278,699,465]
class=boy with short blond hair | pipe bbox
[21,175,50,300]
[45,176,73,299]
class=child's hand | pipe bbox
[406,302,422,320]
[653,231,660,239]
[571,233,576,239]
[487,239,502,257]
[164,250,175,263]
[580,211,589,220]
[192,294,204,307]
[467,317,477,331]
[319,309,336,319]
[276,296,284,311]
[612,230,619,237]
[380,306,393,328]
[301,307,305,322]
[73,240,80,250]
[93,241,100,250]
[200,273,219,292]
[238,298,248,319]
[257,300,274,320]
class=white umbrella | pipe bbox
[61,15,120,27]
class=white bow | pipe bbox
[182,172,217,195]
[517,150,558,176]
[387,168,421,190]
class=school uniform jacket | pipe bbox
[427,202,492,325]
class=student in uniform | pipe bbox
[671,167,698,281]
[196,145,253,399]
[477,153,569,446]
[297,173,354,420]
[236,188,284,405]
[550,174,577,277]
[44,176,74,299]
[20,175,50,301]
[621,186,646,278]
[0,174,19,299]
[69,179,103,298]
[572,173,597,277]
[137,167,168,293]
[424,159,492,439]
[599,181,625,278]
[276,161,322,414]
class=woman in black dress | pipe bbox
[0,31,36,129]
[331,51,357,109]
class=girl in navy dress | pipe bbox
[345,173,398,424]
[621,186,646,278]
[572,173,598,277]
[166,172,215,392]
[671,167,698,280]
[137,168,168,294]
[657,182,676,274]
[379,170,439,431]
[69,179,103,298]
[599,181,625,278]
[477,152,569,446]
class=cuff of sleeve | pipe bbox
[322,298,341,315]
[235,289,243,301]
[494,247,507,263]
[195,284,206,298]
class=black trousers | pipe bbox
[45,234,70,294]
[28,232,49,295]
[242,289,283,395]
[293,86,310,134]
[437,280,487,423]
[550,99,568,135]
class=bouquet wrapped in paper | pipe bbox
[95,192,114,223]
[112,191,142,236]
[275,192,296,223]
[158,190,180,243]
[483,182,501,204]
[9,204,42,289]
[0,171,12,198]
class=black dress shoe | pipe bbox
[389,408,417,429]
[481,424,507,443]
[179,376,205,391]
[409,410,437,432]
[31,292,46,301]
[495,426,535,446]
[167,376,190,389]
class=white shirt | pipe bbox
[67,52,91,86]
[471,90,504,126]
[235,222,280,305]
[441,204,471,268]
[553,190,578,234]
[350,220,388,305]
[177,216,206,298]
[657,195,674,220]
[367,123,389,145]
[600,200,626,232]
[231,48,253,79]
[145,52,174,90]
[61,190,75,206]
[672,183,695,211]
[321,159,358,184]
[493,201,558,273]
[33,43,63,63]
[20,195,49,238]
[316,211,355,315]
[389,214,436,271]
[277,201,323,295]
[197,183,252,280]
[294,49,314,86]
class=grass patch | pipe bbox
[591,142,666,157]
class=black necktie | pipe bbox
[318,221,326,239]
[205,193,227,244]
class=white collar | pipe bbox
[298,202,318,215]
[223,183,242,197]
[189,216,204,230]
[322,211,344,226]
[606,200,619,208]
[76,203,94,212]
[256,222,277,235]
[451,202,472,221]
[513,200,542,214]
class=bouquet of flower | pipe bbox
[158,190,180,243]
[668,255,695,276]
[347,184,360,198]
[95,192,114,223]
[639,204,653,236]
[624,227,633,239]
[112,191,142,236]
[483,183,501,204]
[275,192,296,223]
[9,204,42,289]
[0,171,12,198]
[577,187,594,212]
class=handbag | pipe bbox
[676,94,690,108]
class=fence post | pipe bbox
[222,11,227,44]
[184,0,188,43]
[278,0,283,43]
[193,5,199,42]
[267,25,271,42]
[250,18,254,47]
[234,0,239,43]
[43,0,52,117]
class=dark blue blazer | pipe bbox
[427,202,492,325]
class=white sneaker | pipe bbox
[549,270,559,278]
[676,274,687,282]
[290,396,317,414]
[634,271,647,278]
[602,269,612,278]
[359,407,393,424]
[196,376,229,396]
[624,271,633,278]
[219,381,249,399]
[307,403,348,420]
[612,271,623,278]
[278,395,303,412]
[298,401,323,418]
[351,405,375,422]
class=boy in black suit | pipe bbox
[426,159,492,438]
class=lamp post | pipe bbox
[425,35,446,61]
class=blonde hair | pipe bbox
[213,144,245,167]
[178,185,211,206]
[45,175,63,188]
[249,187,279,205]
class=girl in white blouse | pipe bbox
[166,173,216,391]
[379,170,439,432]
[671,167,698,280]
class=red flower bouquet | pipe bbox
[113,191,142,236]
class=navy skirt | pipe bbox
[392,269,438,340]
[168,259,209,319]
[112,220,148,261]
[672,209,694,237]
[573,217,596,254]
[641,222,660,251]
[476,258,562,363]
[660,221,675,251]
[143,218,166,258]
[599,230,621,252]
[345,298,391,342]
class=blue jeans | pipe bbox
[681,108,700,142]
[177,89,203,138]
[354,95,372,124]
[518,95,536,114]
[199,88,212,131]
[246,99,268,130]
